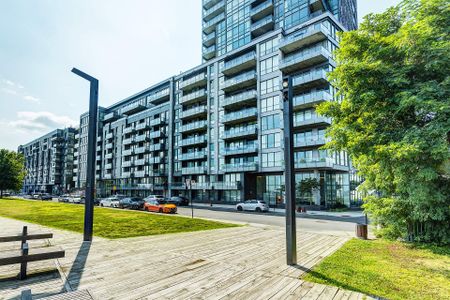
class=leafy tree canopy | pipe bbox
[317,0,450,244]
[0,149,25,197]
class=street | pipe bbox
[177,206,359,237]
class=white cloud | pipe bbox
[8,111,77,132]
[23,95,40,103]
[3,79,15,86]
[1,87,17,95]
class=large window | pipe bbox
[261,78,279,95]
[260,56,278,75]
[261,95,280,112]
[260,37,279,56]
[261,114,281,130]
[261,133,281,149]
[262,152,282,167]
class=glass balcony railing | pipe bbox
[223,143,258,156]
[203,12,225,33]
[180,135,207,147]
[182,166,207,175]
[294,136,328,147]
[180,89,207,104]
[279,23,330,51]
[223,71,257,91]
[179,73,207,90]
[222,107,258,123]
[280,45,330,71]
[147,88,170,103]
[292,69,328,88]
[180,150,207,161]
[293,91,332,108]
[294,116,332,127]
[180,120,208,133]
[223,52,256,72]
[222,125,258,139]
[250,14,274,32]
[203,0,225,21]
[222,90,257,107]
[180,106,208,119]
[223,161,258,172]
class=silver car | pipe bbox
[236,200,269,212]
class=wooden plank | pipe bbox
[0,247,65,266]
[0,233,53,243]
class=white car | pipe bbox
[144,195,165,202]
[100,196,124,208]
[236,200,269,212]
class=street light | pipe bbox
[72,68,99,242]
[282,76,297,265]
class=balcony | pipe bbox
[222,107,258,124]
[135,158,146,166]
[251,0,273,21]
[223,144,258,156]
[105,163,112,169]
[294,136,328,148]
[293,91,332,110]
[105,153,113,159]
[179,120,208,133]
[103,112,120,122]
[222,90,257,108]
[105,132,113,139]
[222,71,257,93]
[203,44,216,60]
[181,166,207,175]
[135,135,148,143]
[180,106,208,120]
[122,161,133,168]
[203,0,222,10]
[295,157,348,171]
[134,170,147,178]
[309,0,325,13]
[179,150,207,161]
[202,31,216,47]
[279,46,331,73]
[105,143,113,150]
[222,125,258,140]
[203,12,225,34]
[180,89,207,105]
[213,182,241,190]
[122,149,133,156]
[149,131,164,139]
[121,103,147,115]
[122,171,131,178]
[250,14,274,38]
[135,122,149,131]
[150,118,166,127]
[179,73,207,91]
[279,23,330,53]
[134,146,148,154]
[203,0,225,22]
[123,127,134,134]
[222,162,258,172]
[222,52,257,76]
[147,88,170,105]
[103,174,112,179]
[292,69,329,91]
[149,143,163,152]
[180,135,207,147]
[123,137,134,145]
[96,146,102,151]
[294,116,332,128]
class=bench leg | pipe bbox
[20,243,29,280]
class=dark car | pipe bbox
[168,196,190,206]
[119,197,145,210]
[39,194,53,201]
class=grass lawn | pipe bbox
[303,238,450,300]
[0,198,239,239]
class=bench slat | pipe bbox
[0,233,53,243]
[0,248,65,266]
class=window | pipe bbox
[261,95,280,112]
[260,56,278,75]
[260,37,279,56]
[261,78,279,95]
[262,133,281,149]
[262,152,282,167]
[261,114,281,130]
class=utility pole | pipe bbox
[282,76,297,265]
[72,68,98,242]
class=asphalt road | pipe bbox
[177,206,358,237]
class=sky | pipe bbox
[0,0,402,150]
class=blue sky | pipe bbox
[0,0,401,150]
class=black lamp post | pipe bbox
[72,68,98,242]
[282,76,297,265]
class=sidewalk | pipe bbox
[192,202,367,223]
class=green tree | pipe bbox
[317,0,450,244]
[0,149,26,197]
[297,178,320,205]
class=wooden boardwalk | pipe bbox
[0,217,373,300]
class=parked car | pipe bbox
[32,194,40,200]
[168,196,190,206]
[144,199,177,214]
[144,195,165,202]
[100,195,125,208]
[119,197,145,210]
[236,200,269,212]
[70,196,84,204]
[58,195,71,202]
[39,194,53,201]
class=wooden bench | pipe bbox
[0,226,65,280]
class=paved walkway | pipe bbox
[0,217,373,300]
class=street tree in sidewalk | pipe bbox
[317,0,450,244]
[0,149,26,197]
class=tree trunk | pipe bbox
[0,190,3,198]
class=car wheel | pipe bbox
[237,206,243,211]
[256,207,262,212]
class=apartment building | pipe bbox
[18,128,77,194]
[23,0,362,208]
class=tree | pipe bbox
[317,0,450,244]
[0,149,26,197]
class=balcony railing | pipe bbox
[279,22,330,53]
[294,136,328,147]
[203,12,225,34]
[202,31,216,47]
[251,0,273,21]
[222,71,257,92]
[179,120,208,133]
[279,45,331,73]
[222,162,258,172]
[222,107,258,124]
[180,135,207,147]
[222,90,257,108]
[250,14,274,36]
[135,123,148,131]
[182,166,207,175]
[295,157,348,171]
[203,0,225,21]
[294,116,332,127]
[223,52,256,75]
[147,88,170,104]
[223,144,258,156]
[292,69,328,90]
[180,106,208,119]
[179,73,207,90]
[203,44,216,60]
[179,150,207,161]
[180,89,207,105]
[222,125,258,140]
[293,91,332,109]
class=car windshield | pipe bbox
[258,201,267,204]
